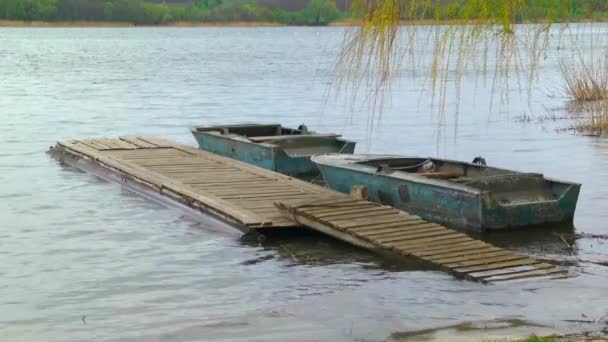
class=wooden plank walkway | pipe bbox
[51,137,568,283]
[275,198,569,283]
[51,137,338,230]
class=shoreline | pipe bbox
[1,18,607,28]
[0,20,286,27]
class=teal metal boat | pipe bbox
[312,154,581,231]
[191,123,356,176]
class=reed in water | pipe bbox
[561,55,608,133]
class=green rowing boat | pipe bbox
[191,123,356,176]
[312,154,581,231]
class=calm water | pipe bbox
[1,26,607,342]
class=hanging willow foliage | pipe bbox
[335,0,583,128]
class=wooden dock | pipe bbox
[51,137,338,230]
[51,137,568,283]
[275,198,569,283]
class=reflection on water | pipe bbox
[251,229,429,271]
[477,224,576,255]
[0,26,607,341]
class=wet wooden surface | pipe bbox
[275,198,569,283]
[53,137,337,229]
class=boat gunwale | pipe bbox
[190,124,356,149]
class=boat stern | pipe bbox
[480,177,581,230]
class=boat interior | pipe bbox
[362,157,565,203]
[193,124,341,143]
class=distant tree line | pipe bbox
[0,0,606,25]
[0,0,344,25]
[401,0,608,21]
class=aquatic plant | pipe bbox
[561,54,608,133]
[334,0,586,129]
[561,56,608,103]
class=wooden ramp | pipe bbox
[51,137,338,230]
[275,198,569,283]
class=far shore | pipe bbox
[1,18,607,28]
[0,20,286,27]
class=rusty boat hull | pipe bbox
[191,123,356,176]
[312,154,581,231]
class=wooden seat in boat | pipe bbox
[248,133,341,143]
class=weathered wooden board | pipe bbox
[275,198,568,283]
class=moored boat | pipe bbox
[191,123,356,176]
[312,154,581,231]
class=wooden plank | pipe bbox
[212,191,309,198]
[484,268,565,282]
[467,263,555,279]
[95,138,129,149]
[349,223,438,236]
[445,254,528,269]
[364,222,441,233]
[407,240,490,255]
[106,138,139,150]
[345,218,429,232]
[185,180,281,186]
[360,226,449,240]
[182,175,263,181]
[137,137,173,148]
[154,169,253,176]
[145,163,233,169]
[112,152,194,159]
[299,204,378,216]
[375,231,463,244]
[330,215,412,229]
[76,139,113,150]
[146,164,235,170]
[209,184,293,192]
[205,185,296,193]
[248,133,341,143]
[221,192,314,200]
[133,160,222,167]
[296,200,372,213]
[312,207,395,219]
[248,207,283,214]
[317,208,402,221]
[181,178,265,184]
[453,259,540,274]
[132,137,159,148]
[119,137,157,148]
[431,250,514,264]
[287,195,355,206]
[150,167,237,173]
[236,201,291,209]
[421,246,502,261]
[388,236,473,251]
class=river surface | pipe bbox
[1,26,607,342]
